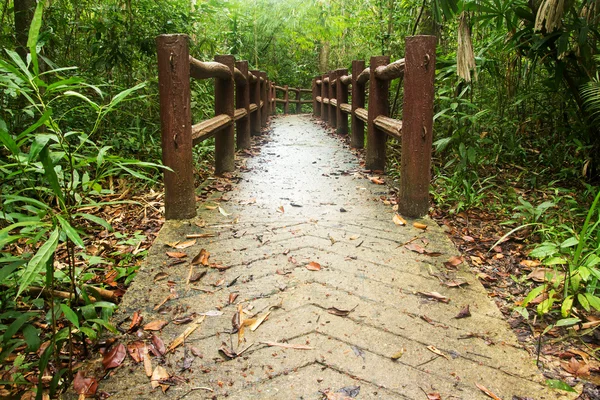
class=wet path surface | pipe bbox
[98,115,567,399]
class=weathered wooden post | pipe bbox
[336,68,348,135]
[351,60,366,148]
[312,78,320,118]
[328,71,337,128]
[284,85,289,114]
[321,75,328,122]
[235,60,250,150]
[399,36,436,217]
[366,56,390,171]
[296,88,301,114]
[260,72,268,127]
[156,34,196,220]
[265,79,271,117]
[250,70,261,135]
[214,55,235,174]
[271,82,276,115]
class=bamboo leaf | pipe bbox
[17,228,59,298]
[56,215,84,248]
[39,145,65,205]
[27,0,45,74]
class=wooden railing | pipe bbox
[156,34,435,220]
[311,35,436,217]
[156,34,276,220]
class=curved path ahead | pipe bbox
[100,115,568,399]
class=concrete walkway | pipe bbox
[100,115,570,399]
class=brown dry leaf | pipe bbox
[249,311,271,331]
[189,270,207,283]
[520,259,541,268]
[174,239,196,249]
[405,243,426,254]
[306,261,321,271]
[277,205,285,213]
[153,293,176,311]
[214,278,225,287]
[153,272,168,282]
[427,393,442,400]
[417,291,450,303]
[426,345,449,360]
[462,235,475,242]
[455,305,471,319]
[205,205,218,210]
[129,310,143,332]
[527,268,562,283]
[166,316,206,353]
[238,318,257,344]
[102,343,126,370]
[143,348,153,377]
[150,365,170,392]
[393,214,407,226]
[192,249,210,266]
[442,279,469,288]
[73,371,98,397]
[186,233,215,239]
[151,334,166,355]
[369,176,385,184]
[228,293,239,304]
[475,383,502,400]
[210,263,231,271]
[562,357,590,377]
[444,256,464,269]
[144,320,168,331]
[127,341,146,363]
[166,251,187,259]
[413,222,428,230]
[327,305,357,317]
[260,341,313,350]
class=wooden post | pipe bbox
[265,79,271,117]
[235,60,250,150]
[321,74,328,123]
[250,69,261,135]
[399,36,436,217]
[271,82,276,115]
[284,85,289,114]
[156,34,196,220]
[366,56,390,171]
[336,68,348,135]
[260,72,268,127]
[312,78,320,118]
[214,55,235,174]
[328,71,337,128]
[296,88,301,114]
[351,60,365,148]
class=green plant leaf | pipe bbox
[0,123,19,156]
[560,237,579,248]
[101,82,146,116]
[2,313,33,342]
[555,317,580,327]
[27,0,45,74]
[0,260,25,283]
[63,91,100,111]
[73,213,112,231]
[521,284,545,307]
[585,293,600,311]
[17,228,59,298]
[59,304,80,329]
[578,293,590,312]
[545,379,577,392]
[39,145,65,206]
[22,324,40,351]
[56,215,84,248]
[560,296,573,318]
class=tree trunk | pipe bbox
[14,0,36,61]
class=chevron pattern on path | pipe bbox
[98,114,571,399]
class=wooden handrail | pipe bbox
[355,107,368,122]
[374,116,402,139]
[340,103,351,114]
[340,75,352,85]
[189,57,232,80]
[357,67,370,84]
[316,96,322,102]
[234,108,247,121]
[191,114,232,145]
[330,98,338,107]
[374,58,405,81]
[249,103,258,113]
[233,67,247,85]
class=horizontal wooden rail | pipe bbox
[340,103,351,114]
[316,96,322,102]
[191,114,231,145]
[374,116,402,140]
[355,107,368,122]
[189,57,231,80]
[249,103,258,113]
[234,108,247,121]
[374,58,405,81]
[329,98,338,107]
[357,67,370,84]
[340,75,352,85]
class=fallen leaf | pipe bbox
[260,341,313,350]
[150,365,170,392]
[210,263,231,271]
[186,233,215,239]
[192,249,210,266]
[444,256,463,268]
[172,313,197,324]
[166,316,206,353]
[154,293,176,311]
[561,357,590,377]
[189,270,207,283]
[327,305,357,317]
[174,239,196,249]
[520,259,541,268]
[427,393,442,400]
[200,310,223,317]
[527,268,562,283]
[166,251,187,259]
[426,345,449,360]
[475,383,502,400]
[405,243,426,254]
[250,311,271,331]
[218,206,231,217]
[73,371,98,397]
[102,343,126,370]
[417,291,450,303]
[462,235,475,242]
[413,222,428,230]
[391,348,406,360]
[455,305,471,319]
[129,311,143,332]
[205,205,218,210]
[144,320,168,331]
[127,341,146,363]
[306,261,321,271]
[143,347,153,377]
[393,214,407,226]
[151,334,166,355]
[442,279,469,288]
[369,176,385,184]
[228,293,239,304]
[214,278,225,287]
[277,205,285,213]
[153,272,168,282]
